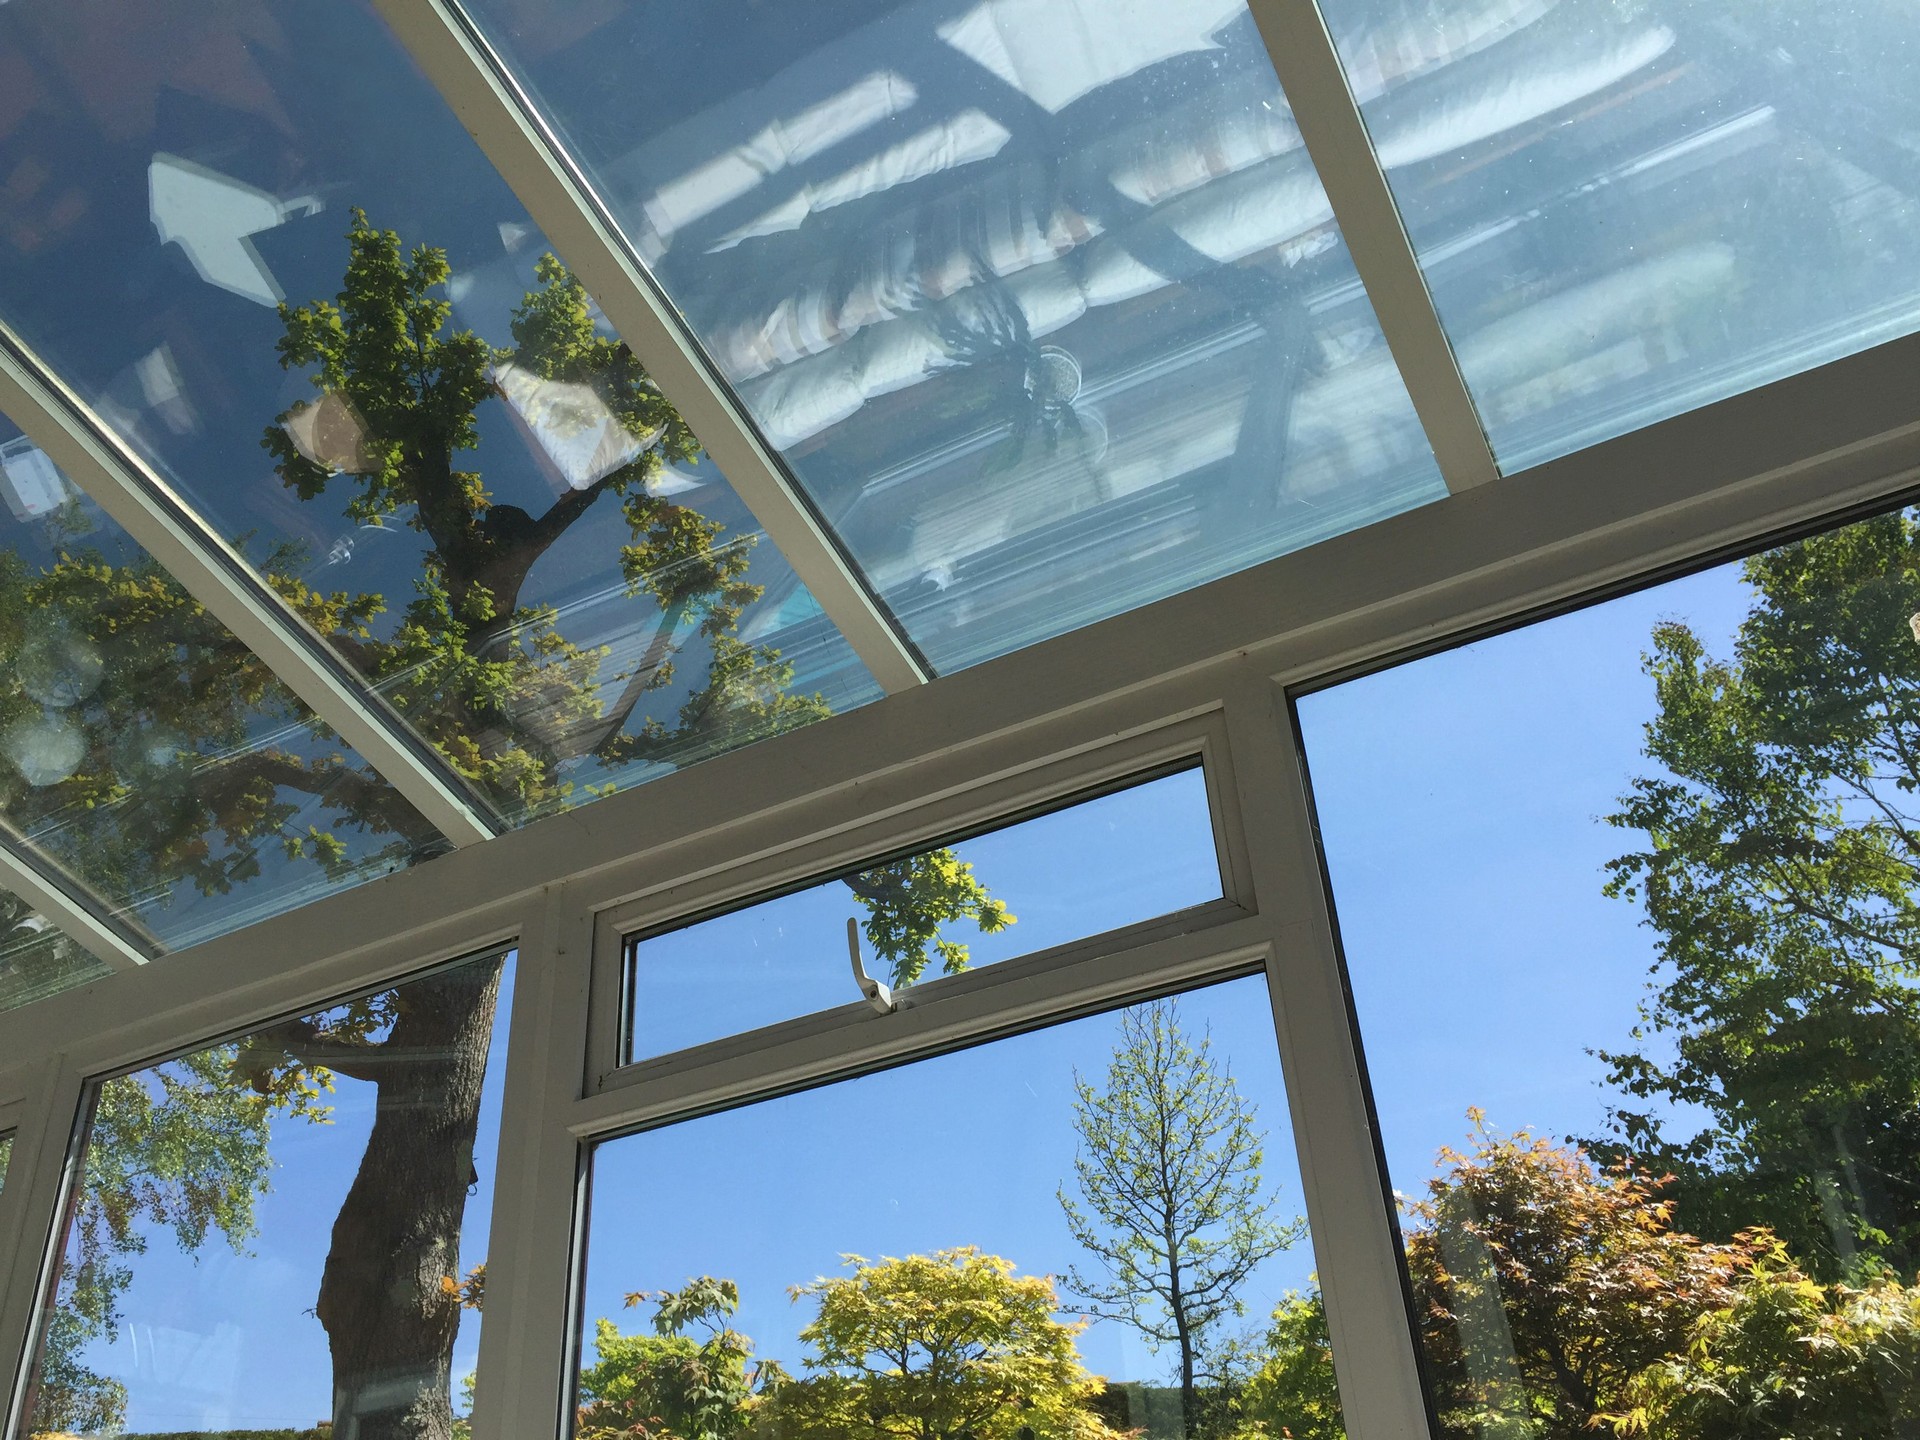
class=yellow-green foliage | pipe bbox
[775,1248,1120,1440]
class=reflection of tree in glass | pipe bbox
[17,209,843,1440]
[1058,999,1303,1437]
[265,211,821,812]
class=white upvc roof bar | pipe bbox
[374,0,930,694]
[0,828,155,974]
[0,323,500,849]
[1247,0,1501,494]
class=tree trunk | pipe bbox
[315,956,504,1440]
[1167,1244,1198,1438]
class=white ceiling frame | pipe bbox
[1247,0,1501,493]
[0,835,152,974]
[372,0,931,694]
[0,323,499,850]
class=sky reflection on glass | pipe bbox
[0,1,879,827]
[461,0,1447,671]
[1315,0,1920,472]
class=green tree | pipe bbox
[1607,1245,1920,1439]
[1602,513,1920,1277]
[844,846,1015,988]
[1238,1290,1347,1440]
[1057,999,1302,1437]
[776,1247,1119,1440]
[26,1042,324,1433]
[576,1277,783,1440]
[1403,1117,1768,1440]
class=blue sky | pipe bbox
[59,554,1761,1432]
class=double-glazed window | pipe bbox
[15,952,514,1440]
[13,505,1920,1440]
[1302,510,1920,1436]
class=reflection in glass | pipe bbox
[0,1129,10,1191]
[1315,0,1920,471]
[462,0,1448,670]
[0,889,111,1013]
[1299,509,1920,1435]
[0,420,445,970]
[582,976,1341,1440]
[21,949,515,1440]
[0,2,879,826]
[624,766,1220,1060]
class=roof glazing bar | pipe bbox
[0,825,156,974]
[0,324,500,849]
[1247,0,1501,494]
[373,0,932,693]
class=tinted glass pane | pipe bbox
[20,949,514,1439]
[581,975,1342,1440]
[1317,0,1920,472]
[1299,510,1920,1435]
[0,889,110,1013]
[0,1,879,826]
[0,419,444,957]
[462,0,1447,671]
[625,766,1219,1060]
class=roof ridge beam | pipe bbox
[372,0,931,692]
[1247,0,1502,493]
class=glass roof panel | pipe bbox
[458,0,1449,671]
[0,888,109,1011]
[0,0,880,826]
[1314,0,1920,473]
[0,416,446,970]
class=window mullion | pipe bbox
[471,892,595,1440]
[0,1056,86,1440]
[1219,667,1434,1440]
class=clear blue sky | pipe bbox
[62,556,1760,1432]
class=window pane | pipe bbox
[580,975,1342,1440]
[0,889,109,1013]
[1315,0,1920,472]
[1,417,446,966]
[1298,510,1920,1436]
[0,1130,12,1190]
[0,2,879,826]
[625,766,1219,1061]
[460,0,1448,672]
[19,948,515,1440]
